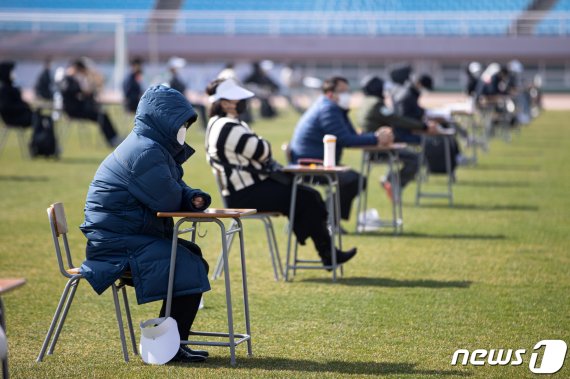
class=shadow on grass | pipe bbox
[401,232,506,240]
[415,203,538,212]
[0,175,50,182]
[302,277,472,289]
[457,180,531,188]
[349,231,506,240]
[196,356,471,376]
[472,163,541,171]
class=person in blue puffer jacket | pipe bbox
[80,85,212,363]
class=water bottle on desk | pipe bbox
[323,134,337,167]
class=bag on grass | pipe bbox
[29,112,59,158]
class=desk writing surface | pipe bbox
[282,165,350,174]
[350,143,408,152]
[157,208,257,218]
[0,278,26,295]
[414,128,456,137]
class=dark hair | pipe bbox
[71,59,86,71]
[205,78,226,118]
[0,61,15,83]
[130,57,143,66]
[418,74,433,91]
[322,76,348,94]
[361,75,384,98]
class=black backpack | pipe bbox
[423,135,458,174]
[29,111,59,158]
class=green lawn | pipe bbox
[1,107,569,378]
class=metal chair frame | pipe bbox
[0,121,28,159]
[37,203,137,363]
[354,149,404,234]
[211,170,284,281]
[415,135,455,207]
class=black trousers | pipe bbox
[158,238,209,341]
[375,149,419,189]
[225,179,332,258]
[66,106,118,145]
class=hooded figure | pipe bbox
[80,85,211,305]
[0,61,33,127]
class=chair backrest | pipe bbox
[212,169,230,208]
[47,202,77,278]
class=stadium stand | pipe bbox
[0,0,568,92]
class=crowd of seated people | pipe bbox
[1,54,542,365]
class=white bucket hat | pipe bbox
[168,56,186,69]
[139,317,180,365]
[209,78,254,103]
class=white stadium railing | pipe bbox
[0,10,568,37]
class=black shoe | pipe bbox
[170,345,207,363]
[182,345,209,357]
[321,247,358,268]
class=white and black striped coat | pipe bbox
[206,116,272,196]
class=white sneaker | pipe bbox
[198,296,204,310]
[358,209,382,228]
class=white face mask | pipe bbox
[176,126,186,145]
[337,92,352,110]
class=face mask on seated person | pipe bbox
[176,126,186,145]
[337,92,351,110]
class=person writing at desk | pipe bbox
[80,85,212,363]
[359,75,437,200]
[289,76,393,227]
[393,73,463,170]
[205,78,358,268]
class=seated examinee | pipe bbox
[359,75,437,199]
[393,74,463,166]
[289,76,393,221]
[58,59,121,147]
[80,85,212,363]
[122,57,144,113]
[205,78,357,267]
[0,61,33,127]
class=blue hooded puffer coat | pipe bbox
[80,85,211,304]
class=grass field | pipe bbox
[1,107,569,378]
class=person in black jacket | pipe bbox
[166,57,207,130]
[359,76,437,199]
[394,74,464,168]
[243,61,279,119]
[58,59,120,147]
[0,61,33,127]
[122,57,144,113]
[34,57,54,101]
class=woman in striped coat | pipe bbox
[205,78,357,267]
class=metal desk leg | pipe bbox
[415,136,427,206]
[214,220,236,365]
[212,219,238,280]
[165,219,184,318]
[285,175,300,281]
[354,151,367,233]
[444,136,454,207]
[326,174,342,280]
[234,218,252,356]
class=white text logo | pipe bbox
[451,340,567,374]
